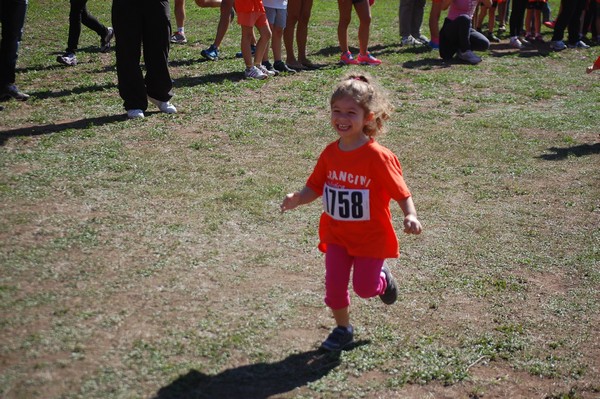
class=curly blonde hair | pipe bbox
[330,73,393,137]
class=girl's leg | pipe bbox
[174,0,186,31]
[525,8,533,36]
[488,5,496,32]
[476,5,487,30]
[324,244,354,312]
[297,0,313,63]
[270,24,284,62]
[353,0,371,55]
[439,18,459,60]
[213,0,234,48]
[253,23,272,66]
[241,25,255,67]
[284,0,300,64]
[534,9,541,35]
[352,257,386,299]
[470,27,491,51]
[337,0,353,53]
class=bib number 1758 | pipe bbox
[323,185,370,221]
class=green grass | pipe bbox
[1,0,599,398]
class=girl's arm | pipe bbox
[281,186,319,212]
[398,196,422,235]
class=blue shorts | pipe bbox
[265,7,287,29]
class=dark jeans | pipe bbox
[0,0,28,86]
[551,0,585,44]
[439,16,489,60]
[112,0,172,111]
[67,0,108,53]
[509,0,526,37]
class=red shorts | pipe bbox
[237,11,268,27]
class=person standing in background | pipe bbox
[57,0,114,67]
[112,0,177,119]
[0,0,29,104]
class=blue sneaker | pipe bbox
[428,40,439,49]
[321,325,354,351]
[201,44,219,61]
[236,44,256,58]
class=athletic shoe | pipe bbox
[457,49,482,64]
[497,24,506,33]
[340,51,359,65]
[100,27,114,52]
[258,63,277,77]
[357,52,382,65]
[550,40,566,51]
[401,35,418,46]
[379,265,398,305]
[509,36,523,49]
[244,65,267,80]
[148,96,177,114]
[171,31,187,44]
[543,20,555,29]
[567,40,590,49]
[127,109,144,119]
[57,52,77,66]
[486,31,501,43]
[236,44,256,58]
[201,44,219,61]
[534,34,545,43]
[273,60,296,73]
[414,34,429,45]
[321,325,354,351]
[0,84,29,101]
[428,40,440,49]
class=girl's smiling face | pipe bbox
[330,95,373,150]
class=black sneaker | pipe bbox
[261,60,279,76]
[379,265,398,305]
[0,84,29,102]
[57,52,77,66]
[321,325,354,351]
[100,27,114,52]
[273,60,296,73]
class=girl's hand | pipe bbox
[403,214,422,235]
[280,192,300,213]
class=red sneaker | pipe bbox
[357,52,382,66]
[340,51,359,65]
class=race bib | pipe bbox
[323,184,370,221]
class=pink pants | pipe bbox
[324,243,387,310]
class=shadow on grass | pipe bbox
[174,71,246,87]
[0,114,125,145]
[153,341,370,399]
[403,58,450,69]
[29,82,117,100]
[538,143,600,160]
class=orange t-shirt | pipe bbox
[306,139,412,259]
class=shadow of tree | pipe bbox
[152,341,370,399]
[0,114,126,145]
[538,143,600,160]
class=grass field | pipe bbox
[1,0,599,398]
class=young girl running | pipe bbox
[281,73,422,351]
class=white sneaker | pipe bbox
[257,64,276,77]
[401,35,418,46]
[509,37,523,49]
[567,40,590,49]
[127,109,145,119]
[148,96,177,114]
[244,65,267,80]
[550,40,566,51]
[458,50,482,64]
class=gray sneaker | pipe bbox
[401,35,418,46]
[550,40,566,51]
[100,27,114,52]
[57,52,77,66]
[458,50,482,64]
